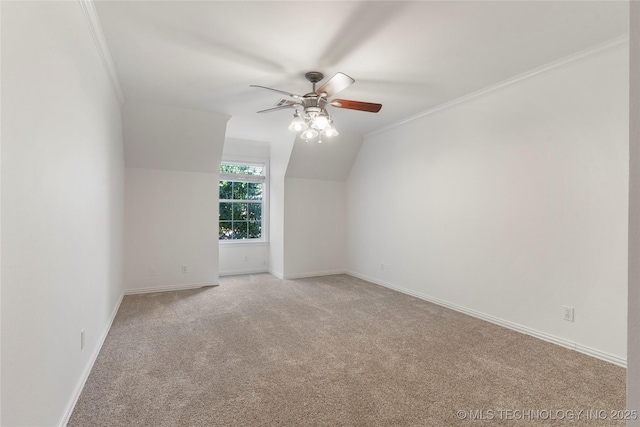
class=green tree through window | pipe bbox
[219,162,265,240]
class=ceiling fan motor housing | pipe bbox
[302,95,327,115]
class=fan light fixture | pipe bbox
[287,110,308,132]
[251,71,382,144]
[290,110,339,142]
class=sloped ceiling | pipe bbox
[95,1,629,145]
[122,100,230,172]
[286,132,363,181]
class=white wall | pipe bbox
[125,168,219,292]
[223,137,269,159]
[219,242,269,276]
[628,2,640,422]
[348,45,629,363]
[268,137,295,278]
[1,2,124,425]
[277,133,359,278]
[284,178,347,278]
[122,102,228,293]
[1,3,4,422]
[219,138,270,276]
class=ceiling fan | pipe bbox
[250,71,382,142]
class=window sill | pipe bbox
[219,240,269,247]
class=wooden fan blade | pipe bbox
[250,85,302,99]
[257,104,299,113]
[316,72,355,98]
[330,99,382,113]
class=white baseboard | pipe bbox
[346,271,626,368]
[269,270,284,279]
[283,269,346,280]
[124,282,219,295]
[219,267,269,277]
[58,290,124,427]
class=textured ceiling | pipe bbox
[95,1,629,144]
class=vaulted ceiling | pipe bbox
[95,1,629,144]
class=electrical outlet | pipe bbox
[380,263,384,271]
[182,264,187,274]
[80,329,85,350]
[149,267,156,276]
[563,306,574,322]
[244,255,249,262]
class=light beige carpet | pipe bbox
[69,274,625,426]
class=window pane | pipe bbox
[219,181,232,200]
[248,221,261,239]
[220,164,264,176]
[248,203,261,221]
[219,160,266,241]
[232,203,247,221]
[219,202,232,221]
[233,182,248,200]
[232,222,248,239]
[219,221,233,239]
[247,183,262,200]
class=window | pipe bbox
[219,160,266,241]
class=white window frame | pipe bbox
[219,156,269,245]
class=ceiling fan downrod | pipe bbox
[304,71,324,94]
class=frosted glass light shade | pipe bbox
[301,128,319,140]
[288,112,308,132]
[313,114,330,130]
[322,124,339,137]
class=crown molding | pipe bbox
[78,0,124,105]
[367,34,629,138]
